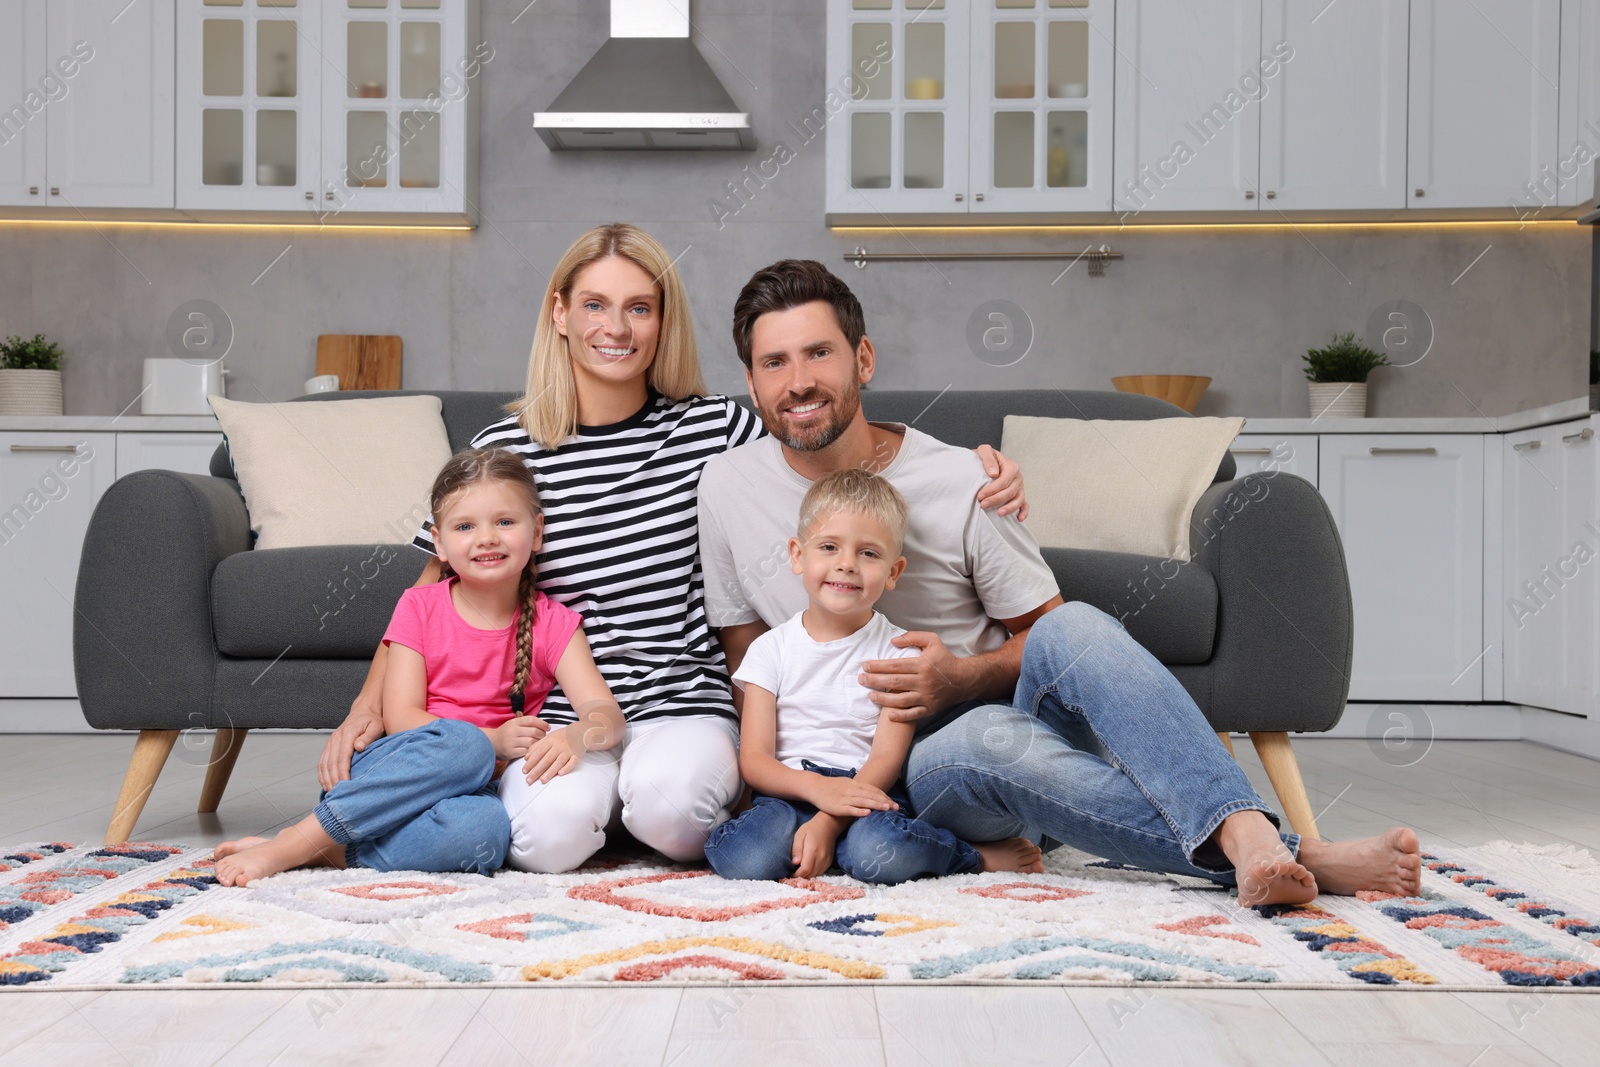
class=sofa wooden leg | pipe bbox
[198,728,248,814]
[105,730,179,845]
[1216,731,1235,756]
[1249,731,1320,841]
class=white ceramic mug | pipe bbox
[305,374,340,394]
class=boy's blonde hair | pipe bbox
[506,223,707,449]
[798,468,909,553]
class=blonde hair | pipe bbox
[798,469,909,554]
[429,448,543,711]
[507,223,707,449]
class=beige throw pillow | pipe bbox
[1000,415,1245,561]
[209,395,454,550]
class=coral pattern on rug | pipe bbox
[0,840,1596,989]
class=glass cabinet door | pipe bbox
[175,0,321,211]
[826,0,969,216]
[970,0,1112,211]
[321,0,466,215]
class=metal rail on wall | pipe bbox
[843,245,1124,276]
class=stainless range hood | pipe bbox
[533,0,754,150]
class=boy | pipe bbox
[704,468,1044,884]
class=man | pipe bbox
[698,259,1422,904]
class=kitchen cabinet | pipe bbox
[1259,0,1409,210]
[1502,417,1598,717]
[115,433,222,478]
[1408,0,1561,210]
[0,433,116,697]
[1113,0,1263,214]
[826,0,1113,216]
[1319,434,1485,702]
[0,0,175,210]
[1229,433,1316,487]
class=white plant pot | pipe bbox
[0,368,63,416]
[1308,381,1368,419]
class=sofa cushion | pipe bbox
[1042,547,1218,664]
[213,544,429,658]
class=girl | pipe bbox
[317,223,1028,875]
[215,449,625,886]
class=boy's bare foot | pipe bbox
[214,816,344,887]
[1298,828,1422,897]
[975,838,1045,874]
[213,837,268,860]
[1215,811,1317,907]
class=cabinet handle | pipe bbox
[975,193,985,202]
[1265,190,1276,199]
[1512,440,1542,452]
[50,186,60,196]
[1563,427,1595,444]
[1368,447,1438,456]
[1229,448,1272,456]
[304,191,314,200]
[954,194,964,202]
[10,444,81,453]
[1415,188,1425,197]
[1244,190,1255,199]
[28,185,38,195]
[325,192,335,200]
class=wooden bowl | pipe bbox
[1111,374,1212,413]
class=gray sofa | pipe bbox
[75,389,1353,844]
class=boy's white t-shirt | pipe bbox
[733,610,920,772]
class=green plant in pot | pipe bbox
[0,333,65,416]
[1303,332,1390,419]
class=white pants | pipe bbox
[497,714,741,873]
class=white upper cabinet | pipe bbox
[1113,0,1264,214]
[0,1,49,208]
[1258,0,1408,210]
[0,0,174,210]
[970,0,1115,212]
[1409,0,1561,210]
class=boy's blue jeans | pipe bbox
[704,762,983,884]
[906,602,1299,884]
[314,717,511,875]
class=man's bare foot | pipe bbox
[213,837,268,860]
[1215,810,1317,907]
[1298,827,1421,897]
[214,815,343,887]
[975,838,1045,874]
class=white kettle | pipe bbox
[141,358,227,415]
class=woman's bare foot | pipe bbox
[1215,811,1317,907]
[214,816,343,887]
[1297,828,1422,897]
[975,838,1045,874]
[213,836,268,860]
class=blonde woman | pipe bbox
[319,223,1025,873]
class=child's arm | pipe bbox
[520,629,626,784]
[380,643,435,736]
[738,684,899,818]
[789,711,917,878]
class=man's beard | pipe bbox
[760,380,861,453]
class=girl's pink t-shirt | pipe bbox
[381,579,583,728]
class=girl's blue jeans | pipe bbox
[905,602,1298,884]
[705,762,983,884]
[313,717,511,874]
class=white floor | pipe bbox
[0,733,1595,1066]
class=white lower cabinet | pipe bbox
[1229,433,1317,486]
[1319,434,1485,701]
[0,433,116,697]
[115,432,222,477]
[1502,417,1598,717]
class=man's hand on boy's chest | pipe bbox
[857,630,968,723]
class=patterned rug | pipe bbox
[2,839,1598,990]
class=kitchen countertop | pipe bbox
[0,415,220,431]
[1238,396,1595,435]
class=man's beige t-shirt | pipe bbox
[697,424,1060,657]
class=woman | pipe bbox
[318,223,1026,873]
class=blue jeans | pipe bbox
[314,717,511,875]
[906,602,1298,885]
[705,762,983,885]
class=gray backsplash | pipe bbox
[1,0,1590,420]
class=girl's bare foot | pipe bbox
[975,838,1045,874]
[213,836,268,860]
[1215,811,1317,907]
[214,816,343,887]
[1298,828,1422,897]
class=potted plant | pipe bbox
[0,333,65,416]
[1303,332,1390,419]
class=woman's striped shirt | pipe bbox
[413,392,765,725]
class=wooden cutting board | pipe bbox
[315,335,402,391]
